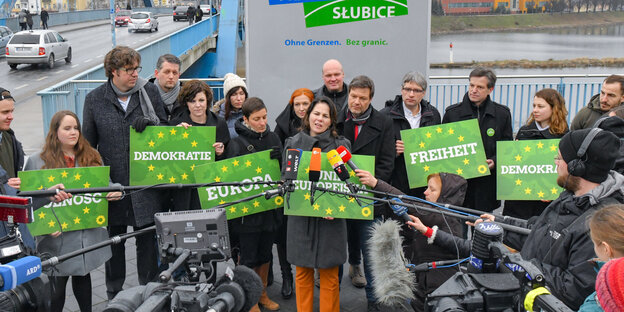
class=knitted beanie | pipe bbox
[223,73,246,97]
[596,257,624,312]
[558,128,620,183]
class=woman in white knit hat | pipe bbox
[212,73,248,138]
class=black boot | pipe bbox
[281,269,293,299]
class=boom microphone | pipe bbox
[327,150,362,206]
[369,220,415,309]
[214,265,263,312]
[309,148,322,205]
[336,145,360,171]
[0,256,42,291]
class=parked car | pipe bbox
[5,30,71,69]
[173,5,189,21]
[0,26,13,51]
[128,12,159,33]
[199,4,211,15]
[115,10,133,26]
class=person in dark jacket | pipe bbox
[594,115,624,174]
[186,5,195,25]
[211,73,247,139]
[356,170,465,312]
[442,67,513,213]
[408,128,624,310]
[40,9,49,29]
[504,88,569,219]
[313,59,348,110]
[26,10,33,30]
[381,71,441,199]
[82,46,168,300]
[150,54,183,120]
[274,88,313,144]
[18,9,27,31]
[570,75,624,130]
[195,5,203,22]
[336,75,395,311]
[227,97,282,312]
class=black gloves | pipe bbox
[270,146,281,160]
[132,117,155,133]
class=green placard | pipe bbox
[303,0,408,28]
[194,150,282,219]
[19,167,110,236]
[401,119,489,188]
[130,126,216,185]
[285,151,375,220]
[497,139,563,200]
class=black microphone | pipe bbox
[309,148,321,205]
[282,148,302,182]
[327,149,362,206]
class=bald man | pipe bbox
[313,59,348,110]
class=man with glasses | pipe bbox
[442,67,513,213]
[82,46,167,300]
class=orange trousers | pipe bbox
[295,266,340,312]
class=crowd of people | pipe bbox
[1,45,624,312]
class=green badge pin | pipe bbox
[487,128,495,137]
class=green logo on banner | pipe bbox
[303,0,408,28]
[496,139,563,200]
[401,119,490,188]
[194,151,282,219]
[130,126,216,185]
[19,167,110,236]
[286,151,375,220]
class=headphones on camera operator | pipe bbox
[567,128,603,177]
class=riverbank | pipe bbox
[431,11,624,34]
[431,57,624,69]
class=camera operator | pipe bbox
[407,128,624,310]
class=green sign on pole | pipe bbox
[285,151,375,220]
[497,139,563,200]
[130,126,216,185]
[194,150,282,219]
[401,119,489,188]
[303,0,408,28]
[19,167,110,236]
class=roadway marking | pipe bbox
[56,70,65,73]
[15,84,28,90]
[36,76,48,81]
[72,65,79,68]
[84,59,92,63]
[97,55,103,58]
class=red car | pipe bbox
[115,10,132,26]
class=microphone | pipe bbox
[336,145,360,171]
[214,265,263,312]
[390,197,419,232]
[327,150,362,206]
[0,256,42,291]
[283,148,302,182]
[369,220,415,309]
[309,148,321,205]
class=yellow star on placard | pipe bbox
[325,207,333,215]
[256,167,262,174]
[214,176,221,182]
[550,145,557,151]
[148,140,155,147]
[419,142,425,148]
[73,217,80,224]
[448,128,455,135]
[313,203,320,210]
[219,200,226,204]
[515,154,522,161]
[48,220,55,227]
[169,177,176,183]
[524,188,532,194]
[304,193,311,200]
[253,201,260,208]
[157,173,164,180]
[349,197,355,203]
[305,167,310,174]
[537,191,545,198]
[537,141,544,149]
[458,135,464,142]
[515,179,522,186]
[48,175,55,182]
[38,211,45,219]
[83,182,90,188]
[61,222,68,230]
[229,207,236,213]
[245,160,252,167]
[157,131,164,139]
[190,164,196,171]
[169,128,177,135]
[181,173,188,180]
[423,165,430,172]
[182,131,189,139]
[524,145,531,152]
[426,132,432,138]
[221,165,228,172]
[83,206,90,214]
[242,207,249,213]
[350,170,356,177]
[436,127,443,133]
[61,171,68,178]
[551,187,558,195]
[148,164,155,171]
[456,168,463,175]
[339,205,346,212]
[463,158,470,165]
[74,173,81,180]
[37,185,44,190]
[191,140,198,147]
[232,160,239,166]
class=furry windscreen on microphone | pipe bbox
[368,219,416,308]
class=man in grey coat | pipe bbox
[82,46,167,300]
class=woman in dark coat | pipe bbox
[504,88,568,219]
[227,97,282,312]
[284,96,351,312]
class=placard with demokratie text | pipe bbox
[194,150,282,220]
[497,139,563,200]
[19,167,110,236]
[285,151,375,220]
[401,119,489,188]
[129,126,216,185]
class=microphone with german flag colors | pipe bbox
[327,149,362,206]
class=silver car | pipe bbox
[5,30,71,69]
[128,12,159,33]
[0,26,13,51]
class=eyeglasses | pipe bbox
[121,66,142,74]
[402,87,425,94]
